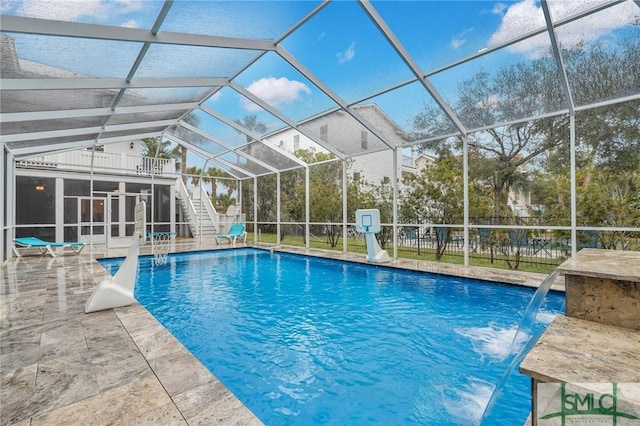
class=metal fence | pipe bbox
[251,221,640,274]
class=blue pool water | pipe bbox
[99,248,564,425]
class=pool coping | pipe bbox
[252,243,566,293]
[1,241,563,425]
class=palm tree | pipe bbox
[204,167,224,197]
[185,166,202,187]
[141,136,173,158]
[235,114,267,143]
[171,113,201,184]
[216,193,237,209]
[225,178,237,198]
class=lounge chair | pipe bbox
[12,237,85,257]
[215,223,247,245]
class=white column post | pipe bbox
[253,177,258,243]
[305,166,310,250]
[119,182,125,237]
[463,136,470,267]
[570,114,577,257]
[342,159,348,253]
[169,182,176,235]
[392,148,399,259]
[55,177,64,243]
[276,172,281,245]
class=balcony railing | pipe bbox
[16,151,176,177]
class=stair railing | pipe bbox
[175,178,198,235]
[194,184,219,234]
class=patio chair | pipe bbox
[13,237,85,257]
[215,223,247,245]
[508,229,529,255]
[402,227,419,246]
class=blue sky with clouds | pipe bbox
[3,0,639,170]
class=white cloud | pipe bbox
[18,0,105,21]
[451,28,474,50]
[336,42,356,64]
[208,91,222,103]
[488,0,640,58]
[112,0,145,13]
[15,0,144,24]
[488,0,545,48]
[243,77,311,112]
[120,19,138,28]
[492,3,507,15]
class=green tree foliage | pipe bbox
[400,155,493,260]
[413,62,564,219]
[347,177,394,248]
[401,157,460,259]
[185,166,202,187]
[216,193,237,211]
[235,114,267,141]
[141,137,173,159]
[304,152,343,247]
[170,113,202,184]
[203,167,236,208]
[412,28,640,230]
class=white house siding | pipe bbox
[265,104,410,187]
[351,150,397,186]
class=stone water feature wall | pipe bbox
[520,249,640,426]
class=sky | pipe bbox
[2,0,639,175]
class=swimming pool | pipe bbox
[99,248,564,425]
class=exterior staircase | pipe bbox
[190,198,218,237]
[175,179,218,237]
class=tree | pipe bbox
[413,55,564,220]
[203,167,233,205]
[235,114,267,142]
[400,156,463,260]
[412,27,640,237]
[185,166,202,187]
[400,155,492,260]
[170,113,202,185]
[216,193,237,210]
[141,136,173,159]
[307,153,343,247]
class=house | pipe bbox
[402,151,437,181]
[265,104,416,189]
[14,143,179,247]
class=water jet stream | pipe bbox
[480,270,561,424]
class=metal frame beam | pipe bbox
[359,0,467,135]
[2,77,226,91]
[541,0,575,115]
[1,119,177,143]
[1,15,276,51]
[164,133,254,179]
[277,46,399,151]
[177,121,279,173]
[198,105,307,168]
[229,82,345,160]
[1,103,199,123]
[11,131,163,157]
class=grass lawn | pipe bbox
[248,232,560,274]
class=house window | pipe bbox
[293,135,300,151]
[353,172,361,181]
[382,176,390,185]
[361,131,368,150]
[320,124,328,142]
